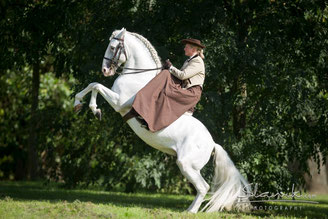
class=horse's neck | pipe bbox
[112,34,159,96]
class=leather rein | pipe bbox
[103,37,162,75]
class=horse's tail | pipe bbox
[201,143,251,212]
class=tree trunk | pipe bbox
[232,76,247,139]
[27,62,40,180]
[232,6,248,139]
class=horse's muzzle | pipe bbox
[102,67,115,77]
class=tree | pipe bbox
[0,0,85,179]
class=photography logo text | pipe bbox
[237,183,318,211]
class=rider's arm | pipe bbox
[169,58,203,80]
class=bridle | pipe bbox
[103,37,162,75]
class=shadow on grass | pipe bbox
[0,181,327,218]
[0,181,190,211]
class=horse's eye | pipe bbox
[110,46,115,50]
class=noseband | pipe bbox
[103,37,162,75]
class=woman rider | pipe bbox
[128,38,206,132]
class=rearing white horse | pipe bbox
[74,28,251,213]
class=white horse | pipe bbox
[74,28,251,213]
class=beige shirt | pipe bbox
[169,55,205,89]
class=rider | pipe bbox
[165,39,205,90]
[129,38,206,132]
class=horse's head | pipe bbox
[102,28,128,77]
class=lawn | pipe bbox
[0,181,327,218]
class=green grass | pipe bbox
[0,181,327,218]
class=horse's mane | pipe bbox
[111,30,162,68]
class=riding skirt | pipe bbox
[131,70,202,132]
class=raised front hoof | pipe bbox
[74,104,83,113]
[95,109,102,120]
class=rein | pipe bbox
[104,37,162,75]
[117,67,162,75]
[103,56,162,75]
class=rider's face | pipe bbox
[184,44,196,57]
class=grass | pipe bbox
[0,181,327,218]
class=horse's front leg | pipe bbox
[74,82,99,112]
[74,83,121,116]
[88,83,131,119]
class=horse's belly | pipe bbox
[127,118,177,156]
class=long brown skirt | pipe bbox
[132,70,202,132]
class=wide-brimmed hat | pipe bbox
[181,38,205,49]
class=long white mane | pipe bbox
[110,30,162,68]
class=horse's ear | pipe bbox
[121,28,126,37]
[117,28,126,39]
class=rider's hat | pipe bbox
[181,38,205,49]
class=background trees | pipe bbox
[0,0,327,194]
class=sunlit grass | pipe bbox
[0,181,327,218]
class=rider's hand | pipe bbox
[163,59,172,70]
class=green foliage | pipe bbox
[0,68,31,179]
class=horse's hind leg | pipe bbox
[176,155,210,213]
